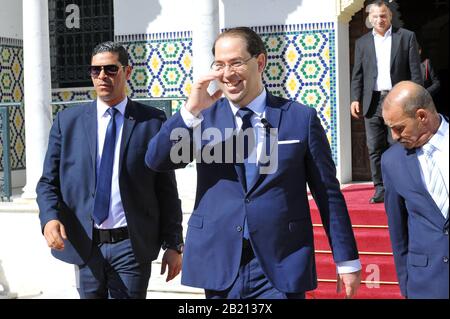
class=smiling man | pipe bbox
[146,27,361,299]
[36,41,183,299]
[381,81,449,299]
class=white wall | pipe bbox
[114,0,337,35]
[114,0,195,35]
[0,0,22,39]
[221,0,337,28]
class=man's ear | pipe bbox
[125,65,132,80]
[415,108,428,122]
[257,54,267,73]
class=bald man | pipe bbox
[381,81,448,299]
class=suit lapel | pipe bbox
[83,101,98,177]
[213,100,247,191]
[119,99,137,173]
[390,28,400,69]
[366,35,377,74]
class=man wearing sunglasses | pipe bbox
[146,27,361,299]
[36,41,183,299]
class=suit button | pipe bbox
[236,226,242,232]
[444,257,449,263]
[245,198,250,203]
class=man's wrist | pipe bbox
[162,241,184,254]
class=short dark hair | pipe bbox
[212,27,267,59]
[91,41,129,66]
[370,0,392,11]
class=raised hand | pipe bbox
[185,71,224,116]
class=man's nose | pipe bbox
[98,68,107,79]
[391,130,400,141]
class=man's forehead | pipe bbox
[369,5,390,15]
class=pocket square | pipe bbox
[278,139,300,145]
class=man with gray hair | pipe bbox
[381,81,449,298]
[350,0,422,204]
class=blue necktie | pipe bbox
[93,107,118,225]
[236,108,257,239]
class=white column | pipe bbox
[334,20,352,183]
[192,0,220,82]
[21,0,52,199]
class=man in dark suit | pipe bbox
[146,27,361,299]
[36,42,184,299]
[382,81,448,299]
[350,0,422,203]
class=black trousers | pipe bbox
[364,92,394,188]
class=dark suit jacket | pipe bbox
[351,27,423,116]
[382,142,449,299]
[36,99,183,265]
[146,92,359,292]
[421,58,441,98]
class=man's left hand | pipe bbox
[160,249,182,282]
[336,270,361,299]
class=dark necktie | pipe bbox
[237,107,257,191]
[236,107,257,239]
[93,107,118,225]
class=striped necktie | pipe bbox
[423,145,449,219]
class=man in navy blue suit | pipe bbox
[146,27,361,299]
[36,42,184,299]
[382,81,449,299]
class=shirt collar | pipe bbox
[97,96,128,118]
[229,89,267,117]
[372,25,392,38]
[422,115,449,154]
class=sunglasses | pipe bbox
[89,64,125,77]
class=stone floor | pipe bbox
[0,165,205,299]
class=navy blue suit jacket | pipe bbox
[146,92,358,292]
[382,142,449,299]
[37,99,183,265]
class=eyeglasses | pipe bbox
[210,55,257,72]
[89,64,125,78]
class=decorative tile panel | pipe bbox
[2,24,339,172]
[116,32,192,113]
[0,39,25,171]
[255,23,337,163]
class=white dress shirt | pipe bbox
[373,26,393,91]
[180,91,361,274]
[95,97,128,229]
[417,116,449,200]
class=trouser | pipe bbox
[364,92,394,188]
[205,239,305,299]
[75,232,151,299]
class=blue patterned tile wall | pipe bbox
[117,23,337,163]
[257,23,337,163]
[0,38,25,171]
[116,31,193,114]
[1,22,338,172]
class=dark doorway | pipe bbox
[349,0,449,181]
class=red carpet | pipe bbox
[307,184,403,299]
